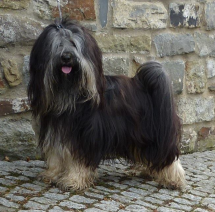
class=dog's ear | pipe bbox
[28,24,56,116]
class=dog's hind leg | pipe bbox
[152,159,186,189]
[56,149,97,191]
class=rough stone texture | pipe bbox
[0,70,7,95]
[94,34,151,53]
[177,96,215,124]
[52,0,96,21]
[0,113,37,160]
[206,59,215,78]
[1,59,21,87]
[197,127,215,151]
[22,55,30,87]
[0,150,215,211]
[154,33,195,57]
[99,0,108,28]
[103,55,129,76]
[0,0,30,10]
[185,61,206,94]
[112,0,167,29]
[32,0,53,20]
[205,2,215,30]
[181,128,197,153]
[0,15,43,46]
[195,32,215,57]
[170,3,201,28]
[0,98,30,116]
[162,60,185,94]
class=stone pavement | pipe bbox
[0,150,214,212]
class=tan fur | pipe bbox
[152,159,186,189]
[39,148,64,183]
[40,147,97,190]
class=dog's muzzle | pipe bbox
[61,52,73,74]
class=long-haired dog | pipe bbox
[28,18,185,190]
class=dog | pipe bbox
[28,18,185,190]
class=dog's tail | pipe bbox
[134,61,181,172]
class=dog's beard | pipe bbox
[42,27,100,114]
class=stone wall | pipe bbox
[0,0,214,159]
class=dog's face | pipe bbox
[28,19,104,115]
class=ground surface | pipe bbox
[0,150,215,212]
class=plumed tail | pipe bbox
[135,61,181,172]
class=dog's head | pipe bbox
[28,18,104,115]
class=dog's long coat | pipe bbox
[28,19,185,190]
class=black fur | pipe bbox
[28,19,181,173]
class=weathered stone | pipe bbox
[94,34,151,53]
[185,61,206,94]
[206,59,215,78]
[197,127,215,151]
[205,2,215,30]
[23,55,30,86]
[99,0,108,28]
[33,0,53,20]
[208,85,215,92]
[162,61,185,94]
[0,0,30,10]
[181,128,197,153]
[154,33,195,57]
[1,59,21,87]
[103,55,129,76]
[112,0,167,29]
[80,22,97,32]
[129,36,151,53]
[194,32,215,57]
[177,96,215,124]
[0,15,42,46]
[170,3,201,28]
[0,70,7,94]
[0,113,37,160]
[52,0,96,21]
[0,98,30,116]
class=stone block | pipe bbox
[162,61,185,94]
[112,0,167,29]
[94,34,151,53]
[99,0,108,28]
[33,0,53,20]
[197,127,215,151]
[0,0,30,10]
[181,128,197,153]
[0,15,42,46]
[51,0,96,21]
[185,61,206,94]
[154,33,195,57]
[22,55,30,87]
[0,113,37,160]
[0,98,30,116]
[205,2,215,30]
[170,3,201,28]
[177,96,215,124]
[206,59,215,78]
[103,55,129,76]
[194,32,215,57]
[1,59,22,87]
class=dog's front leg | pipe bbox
[39,148,64,183]
[56,149,97,191]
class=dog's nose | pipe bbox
[61,52,72,63]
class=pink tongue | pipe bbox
[62,66,72,74]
